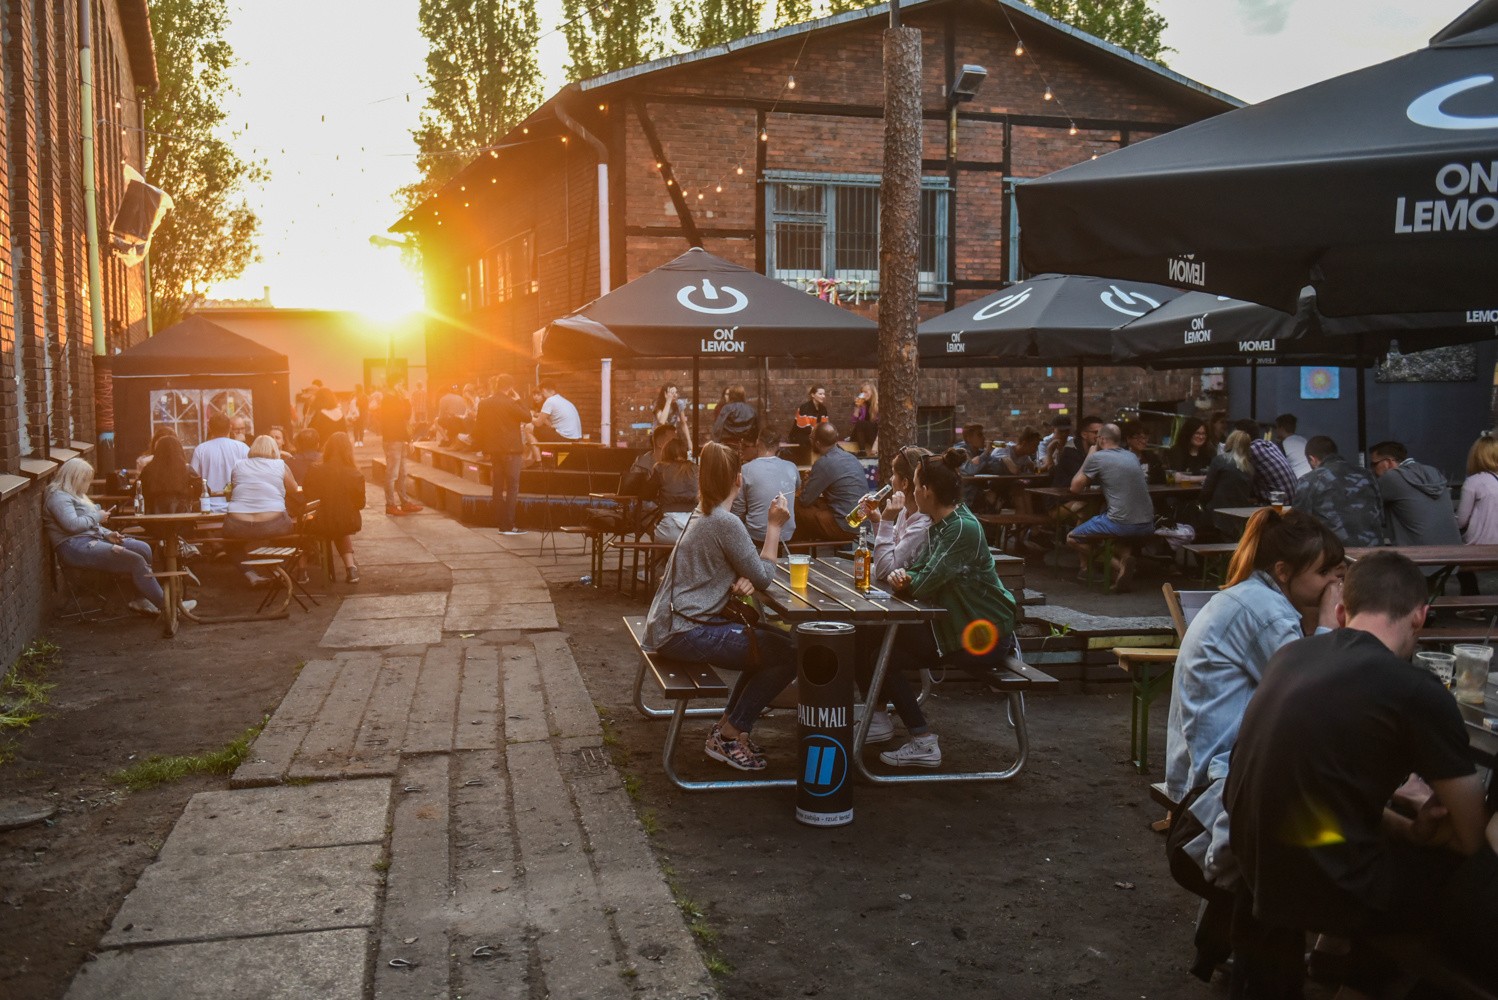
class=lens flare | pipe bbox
[962,619,999,657]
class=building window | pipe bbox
[468,230,537,310]
[1005,178,1029,284]
[765,171,949,301]
[915,406,956,452]
[149,388,253,453]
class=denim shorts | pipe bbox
[1071,513,1155,538]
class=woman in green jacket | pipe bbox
[867,448,1019,767]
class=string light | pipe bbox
[1014,42,1024,56]
[735,166,744,175]
[760,129,768,141]
[1043,87,1053,101]
[787,75,796,90]
[1068,123,1078,135]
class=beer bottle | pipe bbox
[853,526,872,592]
[845,483,893,529]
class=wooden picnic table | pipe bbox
[755,556,1037,785]
[1214,505,1269,522]
[1457,694,1498,810]
[108,511,216,637]
[1024,483,1202,501]
[1344,544,1498,569]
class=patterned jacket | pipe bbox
[1291,454,1386,547]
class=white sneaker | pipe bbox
[879,734,941,768]
[128,598,160,616]
[244,570,272,588]
[500,528,527,536]
[181,599,198,613]
[864,710,895,744]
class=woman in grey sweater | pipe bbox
[642,442,792,771]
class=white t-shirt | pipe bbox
[542,394,582,440]
[190,436,249,513]
[1281,434,1311,479]
[228,457,289,515]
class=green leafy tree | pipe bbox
[672,0,764,50]
[402,0,544,213]
[773,0,813,26]
[1027,0,1170,63]
[562,0,666,80]
[144,0,265,332]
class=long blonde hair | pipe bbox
[1467,433,1498,476]
[1222,429,1253,475]
[861,382,879,421]
[49,457,97,505]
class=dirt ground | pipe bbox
[0,559,340,1000]
[554,559,1229,1000]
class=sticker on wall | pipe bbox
[1300,366,1340,400]
[1048,402,1066,410]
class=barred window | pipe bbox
[149,388,253,454]
[765,172,950,301]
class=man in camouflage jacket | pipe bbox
[1292,435,1386,547]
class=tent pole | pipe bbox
[1075,364,1084,416]
[1250,360,1258,421]
[1356,337,1368,460]
[692,356,701,457]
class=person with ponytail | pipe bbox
[641,442,794,772]
[867,449,1020,767]
[1161,508,1345,981]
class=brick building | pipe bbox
[392,0,1240,449]
[0,0,156,666]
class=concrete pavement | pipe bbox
[65,489,716,1000]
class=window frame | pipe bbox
[764,170,951,301]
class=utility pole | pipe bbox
[877,0,921,482]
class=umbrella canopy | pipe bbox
[1016,14,1498,317]
[538,247,877,365]
[916,273,1184,366]
[1115,291,1498,369]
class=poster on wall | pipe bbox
[1300,367,1339,400]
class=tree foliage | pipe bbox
[1026,0,1170,63]
[562,0,666,80]
[772,0,813,27]
[402,0,544,214]
[671,0,764,51]
[144,0,264,332]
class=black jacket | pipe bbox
[474,392,531,456]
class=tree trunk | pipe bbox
[877,25,922,483]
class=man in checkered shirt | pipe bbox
[1235,418,1298,503]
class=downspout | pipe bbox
[555,87,613,445]
[80,0,113,462]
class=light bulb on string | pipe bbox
[787,75,796,90]
[697,192,704,200]
[1068,123,1078,136]
[736,166,744,175]
[1014,42,1024,56]
[760,129,768,142]
[715,184,722,193]
[1043,87,1053,101]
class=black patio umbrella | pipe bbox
[1016,9,1498,317]
[539,247,877,445]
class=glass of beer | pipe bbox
[1268,490,1287,513]
[1452,644,1493,705]
[1415,650,1456,688]
[788,554,811,590]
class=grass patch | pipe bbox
[109,717,266,791]
[705,955,734,978]
[372,857,391,872]
[639,808,661,836]
[0,639,61,764]
[623,773,643,800]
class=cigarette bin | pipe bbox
[795,621,855,827]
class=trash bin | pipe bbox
[795,621,855,827]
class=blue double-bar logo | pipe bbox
[801,735,847,796]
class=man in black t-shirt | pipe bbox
[1226,550,1498,994]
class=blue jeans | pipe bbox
[490,453,523,531]
[58,535,163,606]
[383,441,409,506]
[660,620,796,733]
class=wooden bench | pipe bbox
[622,616,793,792]
[977,512,1051,553]
[609,540,675,596]
[558,524,606,585]
[1114,648,1179,773]
[1182,541,1237,585]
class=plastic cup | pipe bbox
[1268,490,1287,513]
[1415,651,1457,688]
[1452,643,1493,705]
[788,554,811,590]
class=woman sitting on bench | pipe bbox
[641,442,793,772]
[874,449,1021,768]
[44,457,193,617]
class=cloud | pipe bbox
[1236,0,1297,34]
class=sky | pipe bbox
[208,0,1475,316]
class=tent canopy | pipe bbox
[113,315,290,377]
[538,247,877,365]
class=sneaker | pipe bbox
[864,710,895,744]
[400,502,424,513]
[346,566,360,584]
[386,504,406,516]
[500,528,527,536]
[704,727,766,771]
[712,723,764,760]
[128,598,160,616]
[181,599,198,614]
[244,569,272,588]
[879,734,941,768]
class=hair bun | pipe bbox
[941,448,966,470]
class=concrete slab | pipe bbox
[290,653,383,780]
[437,553,536,571]
[160,781,390,858]
[335,592,448,620]
[445,605,557,633]
[446,587,553,607]
[355,540,437,567]
[404,644,461,753]
[232,659,344,788]
[447,750,530,999]
[320,616,444,649]
[65,929,368,1000]
[454,646,501,751]
[374,755,453,1000]
[530,633,601,740]
[346,655,422,777]
[500,645,548,744]
[102,843,381,945]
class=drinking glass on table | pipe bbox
[1452,644,1493,705]
[1267,490,1287,513]
[1415,651,1456,688]
[788,554,811,590]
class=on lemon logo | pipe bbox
[1408,75,1498,131]
[972,286,1032,321]
[677,278,749,314]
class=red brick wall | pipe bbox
[413,1,1232,448]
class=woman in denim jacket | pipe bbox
[44,458,183,616]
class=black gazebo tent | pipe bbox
[112,315,292,464]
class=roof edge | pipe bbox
[118,0,159,94]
